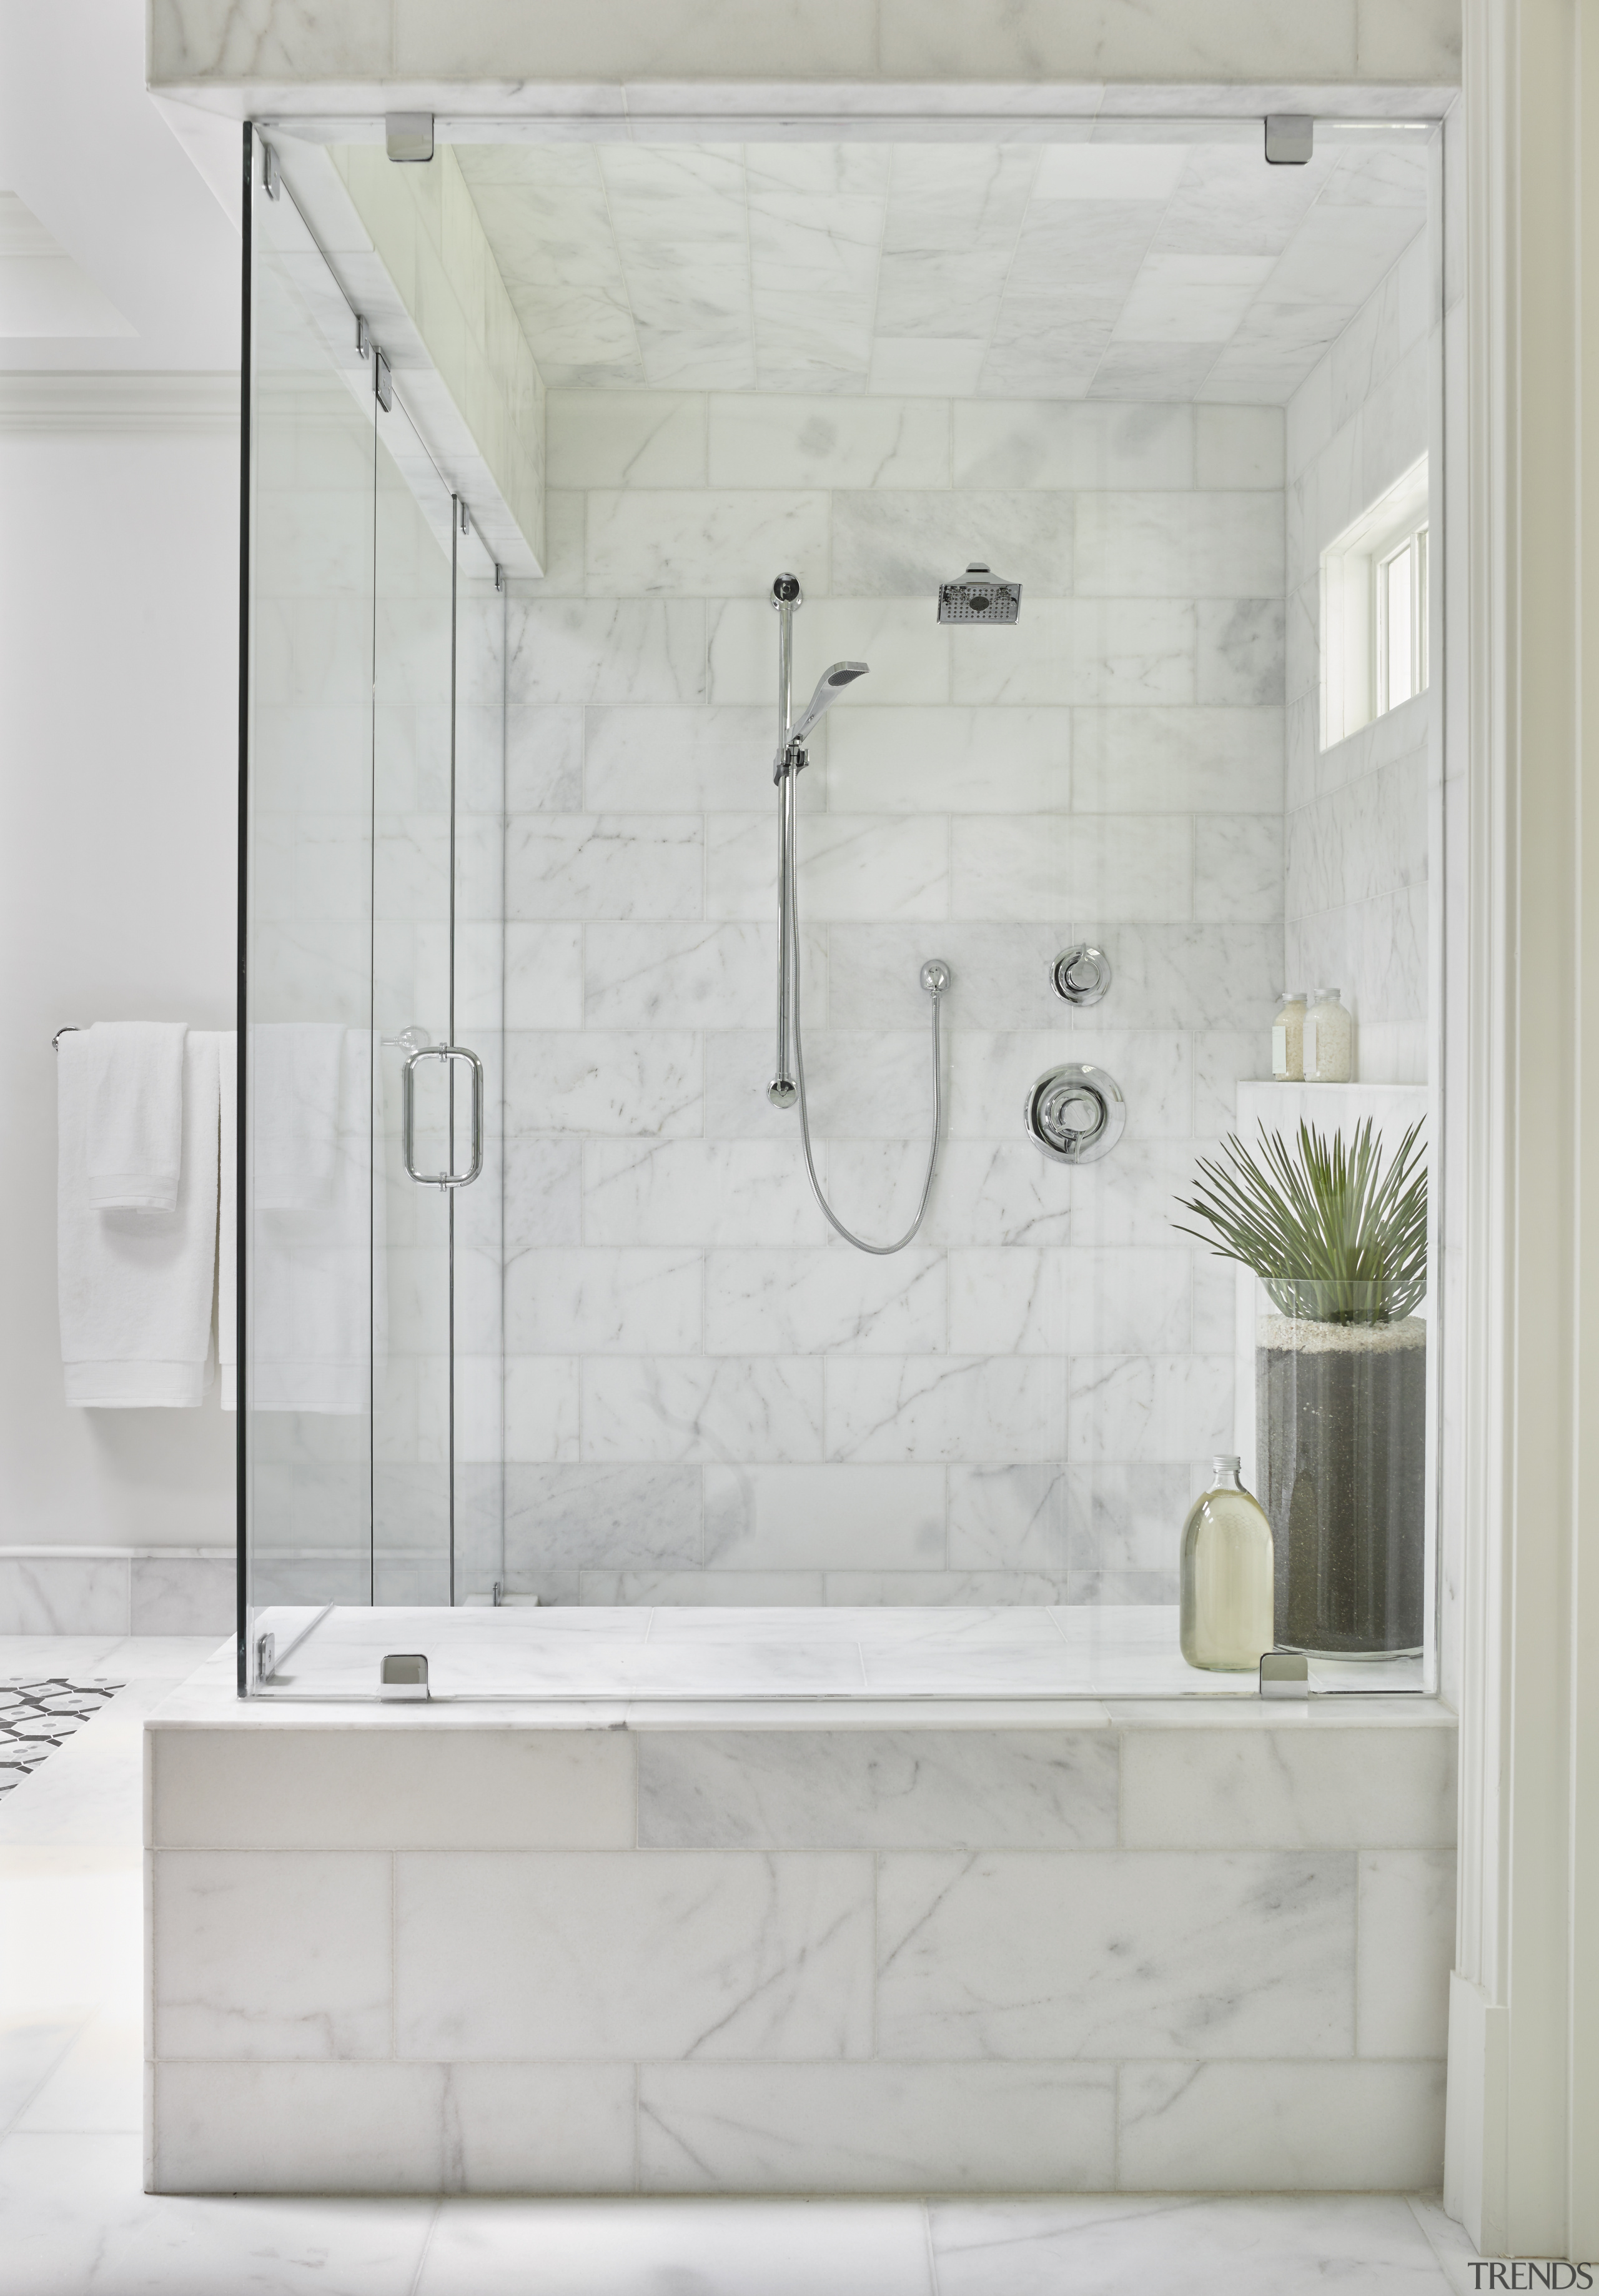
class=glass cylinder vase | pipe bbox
[1256,1296,1426,1656]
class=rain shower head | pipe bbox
[790,660,869,746]
[938,564,1022,624]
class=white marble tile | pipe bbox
[503,1464,702,1576]
[637,1727,1118,1850]
[876,1850,1355,2060]
[505,1031,702,1138]
[583,920,774,1028]
[444,2065,638,2194]
[1195,405,1286,490]
[151,1726,635,1852]
[583,704,780,810]
[582,1357,826,1464]
[827,923,1061,1031]
[1057,922,1282,1032]
[1117,2059,1447,2191]
[0,1558,129,1638]
[503,1138,583,1249]
[639,2062,1115,2195]
[951,814,1191,922]
[705,1249,946,1357]
[129,1559,233,1638]
[395,1848,873,2060]
[583,1140,834,1249]
[587,490,829,599]
[710,394,950,489]
[547,390,707,489]
[703,1463,946,1573]
[949,1248,1191,1357]
[507,814,702,920]
[953,402,1194,490]
[929,2192,1455,2295]
[1064,1462,1198,1587]
[1120,1727,1457,1851]
[1193,815,1284,922]
[1074,492,1284,599]
[824,1140,1073,1250]
[507,1247,703,1356]
[869,337,988,398]
[1195,604,1287,708]
[750,192,883,390]
[709,810,948,923]
[502,1358,581,1463]
[152,2063,448,2194]
[6,2125,438,2274]
[419,2193,935,2294]
[826,704,1069,814]
[10,2012,139,2132]
[1066,1354,1234,1464]
[946,1464,1070,1574]
[826,1356,1064,1464]
[950,599,1195,707]
[506,599,706,706]
[1356,1851,1455,2059]
[831,491,1073,599]
[503,923,583,1031]
[152,1851,391,2061]
[708,597,950,708]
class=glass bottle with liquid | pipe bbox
[1304,986,1353,1082]
[1271,990,1307,1081]
[1180,1455,1275,1672]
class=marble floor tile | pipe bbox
[416,2196,936,2296]
[928,2193,1456,2295]
[0,2131,437,2296]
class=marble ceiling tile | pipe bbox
[874,249,1012,340]
[1006,201,1164,293]
[746,146,894,198]
[883,146,1040,257]
[1149,146,1332,258]
[1087,343,1222,400]
[1030,144,1189,202]
[600,146,755,391]
[1319,144,1431,210]
[1111,254,1277,344]
[1261,204,1426,311]
[869,339,988,397]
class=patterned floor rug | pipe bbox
[0,1679,122,1797]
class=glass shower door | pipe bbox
[371,382,458,1604]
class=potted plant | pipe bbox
[1174,1119,1427,1657]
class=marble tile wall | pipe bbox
[500,390,1288,1605]
[146,1700,1458,2195]
[1284,217,1435,1086]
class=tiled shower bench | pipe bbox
[144,1654,1456,2196]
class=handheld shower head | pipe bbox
[791,660,869,747]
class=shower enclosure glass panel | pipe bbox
[240,129,503,1674]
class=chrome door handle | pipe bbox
[402,1044,484,1188]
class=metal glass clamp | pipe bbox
[1024,1062,1126,1165]
[1260,1650,1310,1698]
[402,1044,485,1188]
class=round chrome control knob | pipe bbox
[1052,944,1112,1006]
[767,1076,798,1108]
[1024,1063,1126,1165]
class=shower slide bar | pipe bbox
[766,573,948,1258]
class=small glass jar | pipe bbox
[1271,990,1307,1081]
[1304,986,1353,1082]
[1180,1455,1275,1672]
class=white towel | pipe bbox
[58,1029,221,1407]
[81,1021,187,1210]
[245,1026,384,1415]
[251,1023,345,1209]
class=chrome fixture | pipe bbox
[380,1652,430,1699]
[1265,114,1314,165]
[938,563,1021,624]
[1024,1063,1126,1165]
[51,1025,81,1050]
[262,144,282,201]
[767,572,949,1253]
[402,1043,485,1189]
[255,1633,277,1684]
[1260,1650,1311,1698]
[385,112,435,164]
[1052,944,1113,1007]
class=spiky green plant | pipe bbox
[1173,1118,1427,1323]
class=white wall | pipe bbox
[0,417,238,1548]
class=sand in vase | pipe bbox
[1257,1315,1427,1656]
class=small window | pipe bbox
[1320,457,1430,750]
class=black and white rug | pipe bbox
[0,1679,122,1797]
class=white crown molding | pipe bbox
[0,371,239,434]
